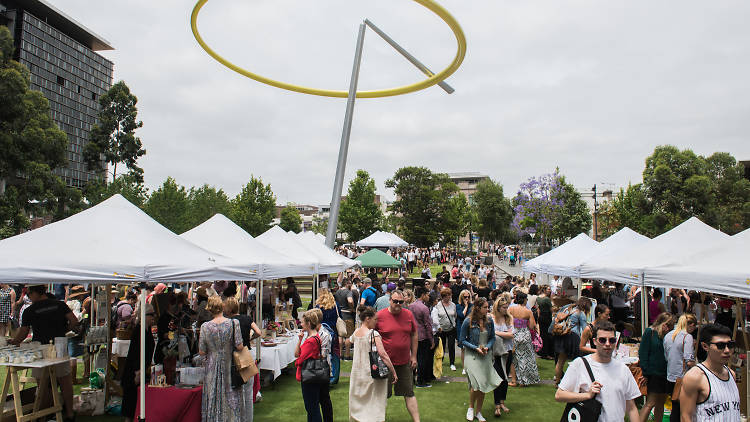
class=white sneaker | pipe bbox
[476,412,486,422]
[462,368,466,375]
[466,407,474,421]
[450,364,457,371]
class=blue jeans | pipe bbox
[329,354,340,385]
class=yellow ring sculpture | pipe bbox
[190,0,466,98]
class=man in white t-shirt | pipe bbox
[555,320,640,422]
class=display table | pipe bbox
[111,339,131,358]
[134,385,202,422]
[0,358,71,422]
[252,335,298,380]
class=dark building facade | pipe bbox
[1,0,113,188]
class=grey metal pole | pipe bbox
[325,22,367,248]
[364,19,454,94]
[139,289,146,422]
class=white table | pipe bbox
[251,335,298,380]
[0,358,71,422]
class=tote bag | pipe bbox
[559,357,602,422]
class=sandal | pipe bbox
[494,407,502,418]
[501,405,510,413]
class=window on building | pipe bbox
[56,75,65,85]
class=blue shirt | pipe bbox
[361,287,378,307]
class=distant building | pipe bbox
[447,172,490,205]
[1,0,114,188]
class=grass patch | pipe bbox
[255,357,565,421]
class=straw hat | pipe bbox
[68,285,87,300]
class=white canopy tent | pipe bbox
[0,195,258,282]
[181,214,316,279]
[646,232,750,298]
[0,194,260,422]
[539,233,601,277]
[522,233,598,276]
[579,217,730,284]
[295,231,359,270]
[544,227,650,278]
[355,231,408,248]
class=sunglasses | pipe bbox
[596,337,617,345]
[391,299,404,304]
[709,341,736,350]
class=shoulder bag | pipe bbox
[301,336,330,384]
[671,333,687,401]
[229,320,248,389]
[559,357,602,422]
[335,305,348,338]
[232,319,258,382]
[369,330,391,379]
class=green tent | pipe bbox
[354,249,402,268]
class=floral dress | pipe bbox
[199,319,252,422]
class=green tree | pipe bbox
[187,184,231,229]
[83,81,145,182]
[597,147,750,237]
[440,191,470,246]
[0,27,68,234]
[339,170,383,241]
[310,216,328,235]
[551,176,593,241]
[472,179,513,242]
[144,177,190,233]
[230,176,276,236]
[385,167,456,247]
[84,173,149,207]
[279,205,303,233]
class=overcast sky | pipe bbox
[57,0,750,205]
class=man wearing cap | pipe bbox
[11,285,78,422]
[375,282,397,311]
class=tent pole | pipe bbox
[139,289,146,422]
[577,277,582,300]
[105,284,112,405]
[640,273,647,336]
[256,279,263,363]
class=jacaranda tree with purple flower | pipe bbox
[512,171,564,248]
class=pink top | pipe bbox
[513,319,529,329]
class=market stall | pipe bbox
[355,230,408,248]
[354,248,402,268]
[0,195,260,421]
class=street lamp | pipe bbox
[591,184,598,241]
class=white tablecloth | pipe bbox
[112,339,130,358]
[251,335,298,380]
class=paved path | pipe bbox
[493,256,523,278]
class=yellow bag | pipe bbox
[433,338,444,379]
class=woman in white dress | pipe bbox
[349,306,397,422]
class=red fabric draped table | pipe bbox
[134,385,202,422]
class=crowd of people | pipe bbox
[2,244,744,422]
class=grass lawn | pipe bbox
[10,356,566,421]
[255,356,565,421]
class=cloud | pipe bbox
[57,0,750,203]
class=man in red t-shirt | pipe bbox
[376,290,421,422]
